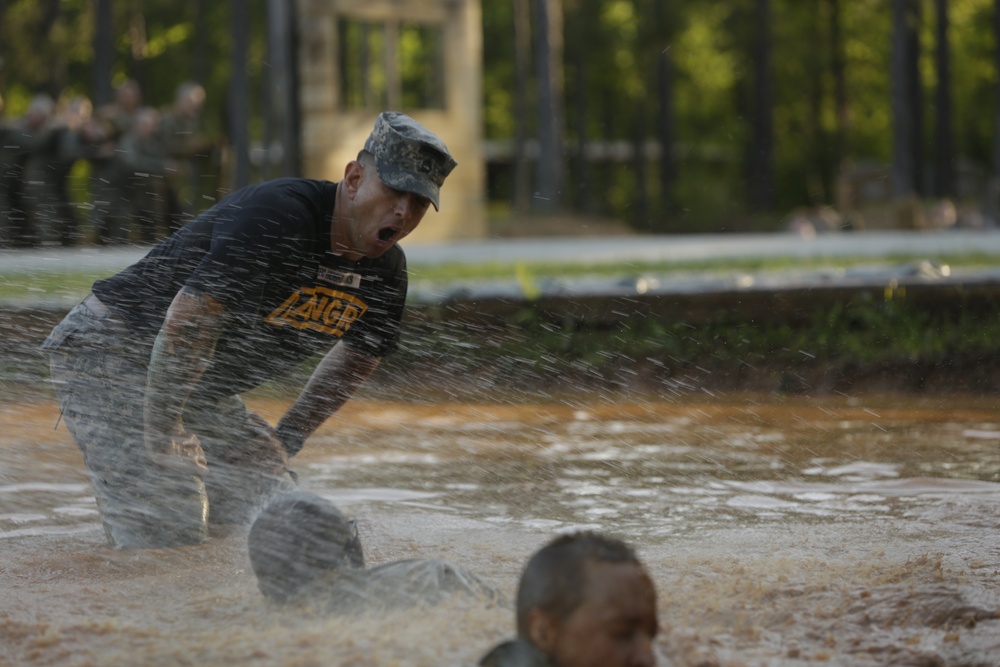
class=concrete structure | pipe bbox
[295,0,485,243]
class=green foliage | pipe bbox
[0,0,263,140]
[412,294,1000,393]
[2,0,999,230]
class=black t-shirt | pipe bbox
[92,177,407,398]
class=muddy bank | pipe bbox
[4,299,1000,401]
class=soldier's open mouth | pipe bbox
[378,227,396,242]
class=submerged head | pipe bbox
[516,532,659,667]
[247,491,364,601]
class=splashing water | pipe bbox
[2,394,999,666]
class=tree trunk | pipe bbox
[748,0,775,213]
[828,0,848,173]
[990,0,1000,220]
[229,0,251,189]
[656,0,676,214]
[92,0,114,107]
[573,45,594,215]
[908,0,924,195]
[534,0,564,213]
[266,0,299,177]
[632,99,650,229]
[808,3,829,203]
[195,0,208,85]
[513,0,531,214]
[933,0,954,198]
[891,0,915,198]
[0,0,7,92]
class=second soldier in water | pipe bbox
[247,490,502,613]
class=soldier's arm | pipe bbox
[143,286,226,475]
[275,342,381,457]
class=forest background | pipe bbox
[2,0,998,235]
[5,0,1000,397]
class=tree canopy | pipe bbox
[1,0,997,232]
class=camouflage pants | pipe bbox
[44,300,293,549]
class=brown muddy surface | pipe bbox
[2,394,1000,666]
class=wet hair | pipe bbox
[515,531,642,637]
[247,491,365,601]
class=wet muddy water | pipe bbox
[2,394,999,666]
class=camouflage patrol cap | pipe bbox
[364,111,457,211]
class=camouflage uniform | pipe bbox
[44,112,454,551]
[116,109,175,243]
[45,300,294,548]
[248,490,501,613]
[479,640,554,667]
[0,122,28,247]
[0,97,55,247]
[293,557,504,614]
[22,123,83,246]
[159,83,215,233]
[89,99,140,245]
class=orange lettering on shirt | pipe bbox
[265,286,368,337]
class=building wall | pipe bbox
[296,0,485,244]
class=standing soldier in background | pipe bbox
[1,94,57,247]
[0,92,22,247]
[21,95,93,247]
[160,82,215,233]
[117,107,180,244]
[90,79,143,244]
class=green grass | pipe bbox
[385,295,1000,396]
[1,252,997,304]
[407,252,998,283]
[0,272,106,303]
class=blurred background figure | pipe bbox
[117,107,179,244]
[159,81,215,234]
[97,79,143,139]
[1,94,57,247]
[0,91,23,247]
[20,95,95,247]
[89,79,143,245]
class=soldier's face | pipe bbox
[337,160,429,260]
[530,561,659,667]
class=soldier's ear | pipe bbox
[342,160,364,199]
[526,607,558,653]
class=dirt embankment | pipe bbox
[6,303,1000,401]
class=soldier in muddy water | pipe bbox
[247,490,502,613]
[42,111,457,550]
[480,532,660,667]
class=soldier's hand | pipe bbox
[147,429,210,478]
[240,412,289,476]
